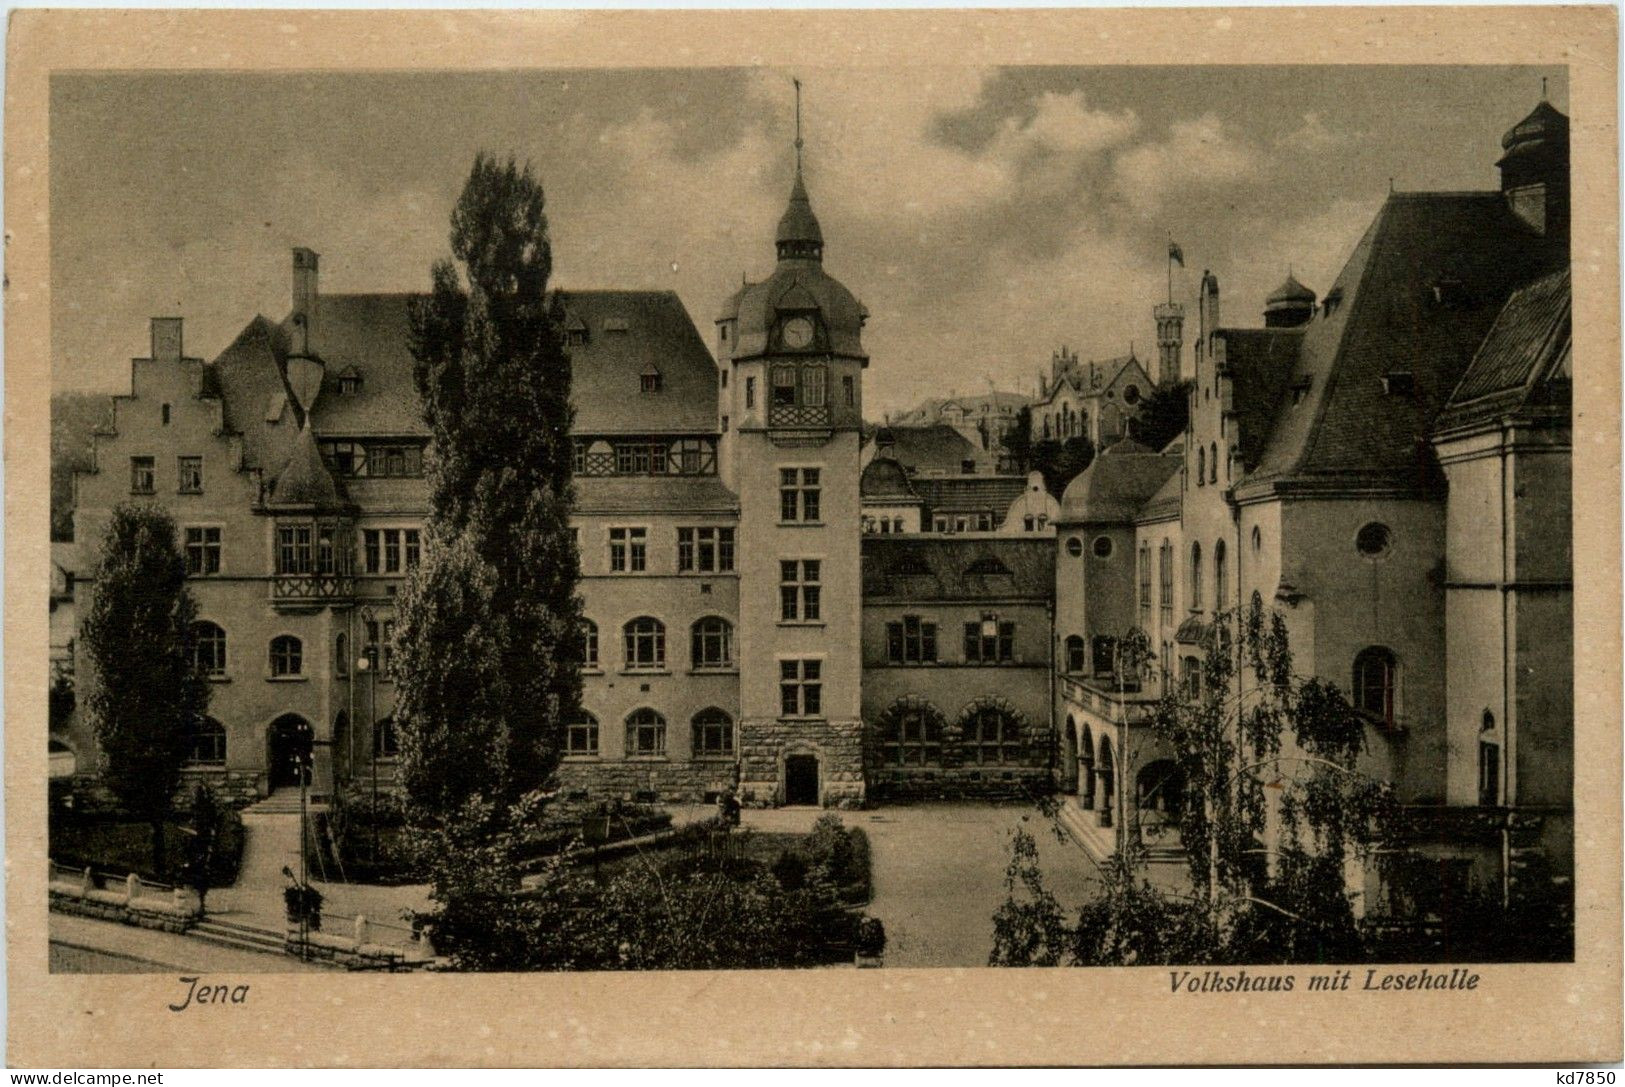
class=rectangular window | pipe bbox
[320,440,424,478]
[1478,741,1500,807]
[609,527,647,573]
[745,377,756,409]
[843,375,855,407]
[963,619,1015,664]
[364,530,380,574]
[677,527,736,573]
[404,528,421,568]
[383,529,401,574]
[885,615,938,665]
[780,559,821,622]
[277,525,314,575]
[771,366,797,408]
[779,658,822,718]
[130,457,155,494]
[184,527,221,576]
[1159,545,1174,622]
[803,365,827,407]
[778,467,821,523]
[566,716,599,756]
[364,619,395,673]
[177,456,203,494]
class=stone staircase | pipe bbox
[242,791,328,816]
[190,916,300,960]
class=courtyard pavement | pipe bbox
[674,801,1104,968]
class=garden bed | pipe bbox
[49,810,244,888]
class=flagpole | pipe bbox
[1166,232,1173,305]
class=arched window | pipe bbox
[1065,635,1086,673]
[1197,446,1205,486]
[566,712,599,757]
[335,633,348,678]
[878,698,944,766]
[374,716,399,758]
[581,619,599,669]
[192,621,226,677]
[1209,442,1218,483]
[270,635,303,677]
[626,708,666,757]
[964,704,1024,766]
[1189,543,1203,611]
[1136,759,1185,816]
[1353,647,1398,726]
[690,617,733,670]
[185,716,226,765]
[623,617,665,670]
[1213,539,1228,612]
[1138,542,1152,619]
[691,708,734,757]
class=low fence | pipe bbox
[48,860,201,933]
[283,913,437,971]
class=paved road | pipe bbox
[687,802,1102,968]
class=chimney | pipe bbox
[150,317,183,363]
[291,247,320,355]
[1199,270,1221,343]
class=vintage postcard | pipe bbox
[6,6,1620,1068]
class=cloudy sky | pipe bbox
[51,65,1564,416]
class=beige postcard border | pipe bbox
[5,7,1620,1067]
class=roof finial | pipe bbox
[1541,76,1548,101]
[793,77,804,175]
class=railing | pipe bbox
[270,574,354,604]
[768,404,832,428]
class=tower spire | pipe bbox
[794,77,804,176]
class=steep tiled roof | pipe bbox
[861,537,1054,601]
[574,475,738,515]
[299,295,425,438]
[1058,438,1181,524]
[1437,267,1571,433]
[210,315,301,473]
[1137,460,1185,524]
[1215,327,1302,472]
[561,290,720,435]
[860,457,920,501]
[1244,191,1566,491]
[267,424,349,510]
[877,425,987,475]
[913,475,1028,515]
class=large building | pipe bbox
[1052,97,1573,901]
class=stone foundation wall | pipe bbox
[739,716,865,808]
[283,925,428,970]
[867,766,1053,802]
[553,759,740,804]
[48,879,200,935]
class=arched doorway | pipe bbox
[1097,734,1115,826]
[1061,717,1078,793]
[1080,725,1096,807]
[266,714,314,792]
[784,753,820,806]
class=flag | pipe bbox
[1168,240,1185,267]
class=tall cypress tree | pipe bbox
[82,504,210,873]
[395,153,582,822]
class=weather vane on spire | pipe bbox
[793,77,804,174]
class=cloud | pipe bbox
[1111,114,1264,215]
[1277,111,1350,152]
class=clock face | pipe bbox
[781,316,815,349]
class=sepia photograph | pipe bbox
[7,5,1620,1069]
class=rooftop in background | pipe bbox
[872,424,997,476]
[861,536,1055,602]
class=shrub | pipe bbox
[855,916,887,958]
[284,884,323,931]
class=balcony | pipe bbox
[270,573,353,611]
[768,404,831,429]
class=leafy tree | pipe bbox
[1005,406,1035,474]
[81,504,210,874]
[992,593,1399,965]
[1026,435,1096,497]
[395,152,583,823]
[1129,379,1190,452]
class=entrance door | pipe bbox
[267,715,314,792]
[784,754,819,806]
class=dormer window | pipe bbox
[1430,277,1467,308]
[337,368,363,396]
[604,317,630,334]
[1321,288,1343,317]
[1381,371,1416,397]
[641,370,664,394]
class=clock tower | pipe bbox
[716,89,868,806]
